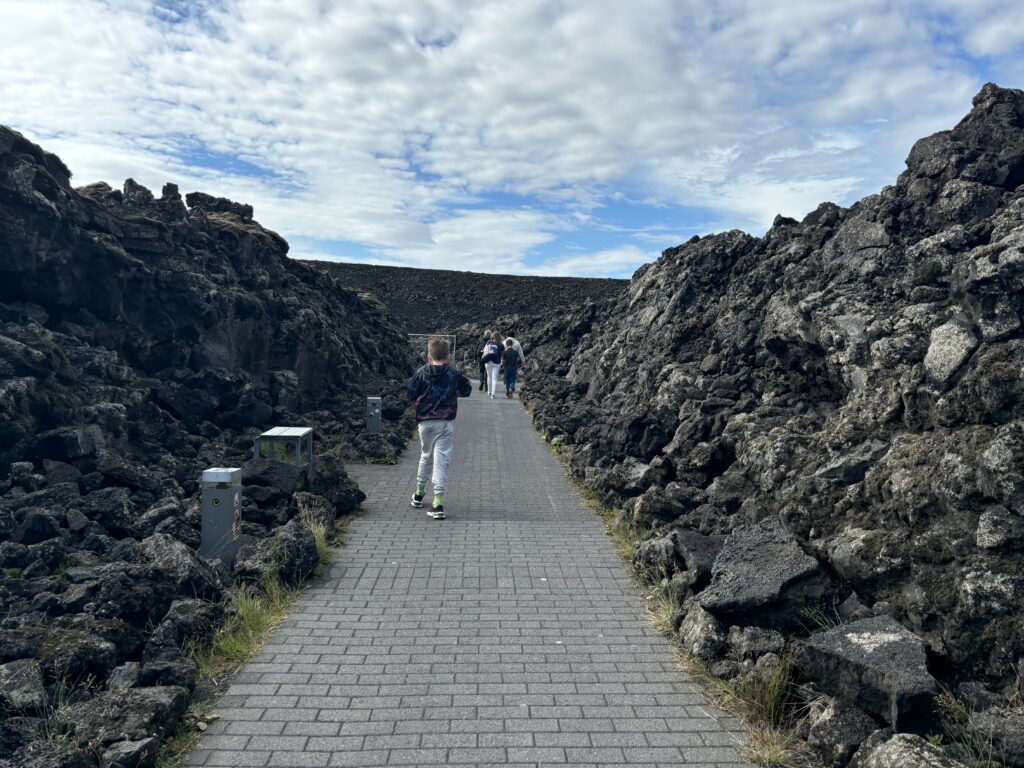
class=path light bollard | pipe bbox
[200,467,243,568]
[253,426,313,466]
[366,396,382,434]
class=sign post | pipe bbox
[200,467,243,567]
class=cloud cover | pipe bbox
[1,0,1021,277]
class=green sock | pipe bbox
[415,485,425,497]
[433,493,443,508]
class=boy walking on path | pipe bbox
[501,338,521,398]
[406,336,472,519]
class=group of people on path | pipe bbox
[404,330,525,519]
[478,328,524,399]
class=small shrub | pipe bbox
[364,455,398,465]
[3,567,23,578]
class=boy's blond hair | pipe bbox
[427,336,450,361]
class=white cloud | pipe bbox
[531,246,654,278]
[0,0,1019,275]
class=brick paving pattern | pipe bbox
[186,393,751,767]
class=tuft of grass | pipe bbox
[800,604,843,633]
[364,455,398,465]
[155,704,213,768]
[187,571,298,681]
[679,651,813,767]
[744,727,811,768]
[53,558,79,575]
[298,510,333,576]
[645,584,676,635]
[3,566,23,578]
[936,689,1007,768]
[38,675,99,748]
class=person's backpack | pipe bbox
[483,342,500,362]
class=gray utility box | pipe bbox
[253,426,313,465]
[200,467,243,568]
[366,397,382,434]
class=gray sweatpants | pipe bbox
[416,419,455,494]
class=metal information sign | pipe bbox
[366,396,382,434]
[200,467,242,567]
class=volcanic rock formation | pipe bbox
[512,83,1024,763]
[0,125,415,765]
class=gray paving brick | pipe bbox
[188,396,750,767]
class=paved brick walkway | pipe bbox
[187,394,750,767]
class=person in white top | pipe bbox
[480,331,505,398]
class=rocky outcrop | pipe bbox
[514,83,1024,760]
[0,126,416,765]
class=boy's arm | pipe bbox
[456,370,472,397]
[406,371,422,401]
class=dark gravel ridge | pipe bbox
[302,260,627,334]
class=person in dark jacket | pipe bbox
[481,330,504,399]
[501,338,520,398]
[406,336,472,519]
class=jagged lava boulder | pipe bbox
[801,615,938,731]
[698,519,832,629]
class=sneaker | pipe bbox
[479,381,486,391]
[427,505,445,520]
[410,490,425,508]
[506,388,512,398]
[490,393,495,399]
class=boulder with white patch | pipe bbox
[800,616,937,731]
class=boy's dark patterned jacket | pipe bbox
[406,363,472,421]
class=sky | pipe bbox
[1,1,1022,278]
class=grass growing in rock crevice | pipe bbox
[677,643,814,767]
[187,571,298,681]
[935,689,1009,768]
